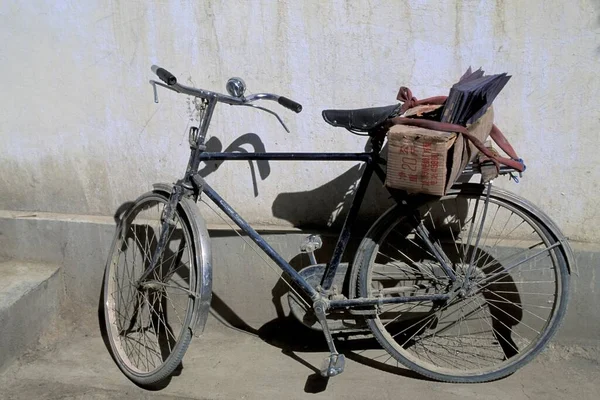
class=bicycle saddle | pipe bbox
[322,104,401,131]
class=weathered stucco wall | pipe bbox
[0,0,599,242]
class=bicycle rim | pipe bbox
[357,185,569,382]
[104,193,197,384]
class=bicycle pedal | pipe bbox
[300,234,322,253]
[300,235,322,265]
[320,353,345,377]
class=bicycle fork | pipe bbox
[137,184,185,285]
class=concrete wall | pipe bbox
[1,212,599,345]
[0,0,599,242]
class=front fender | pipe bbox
[152,183,212,335]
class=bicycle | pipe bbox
[102,65,574,387]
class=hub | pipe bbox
[139,280,165,291]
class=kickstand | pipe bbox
[313,300,345,377]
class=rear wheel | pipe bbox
[355,184,570,383]
[103,191,198,387]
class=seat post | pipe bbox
[368,124,388,154]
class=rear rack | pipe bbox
[461,161,522,181]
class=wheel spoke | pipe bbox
[476,244,558,288]
[378,241,440,282]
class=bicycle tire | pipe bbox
[355,184,570,383]
[103,190,202,387]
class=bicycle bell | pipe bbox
[226,77,246,98]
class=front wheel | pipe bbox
[354,184,570,383]
[103,190,206,387]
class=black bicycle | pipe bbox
[102,66,573,387]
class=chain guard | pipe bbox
[287,263,367,333]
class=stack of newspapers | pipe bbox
[440,67,511,125]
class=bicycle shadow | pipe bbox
[271,142,393,230]
[210,299,431,393]
[199,133,270,197]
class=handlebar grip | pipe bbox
[278,96,302,113]
[152,65,177,86]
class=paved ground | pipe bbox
[1,315,599,400]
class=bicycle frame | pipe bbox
[195,150,451,308]
[200,151,377,297]
[140,90,452,310]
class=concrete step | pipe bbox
[0,261,61,372]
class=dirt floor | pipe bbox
[1,314,599,400]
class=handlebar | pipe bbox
[278,96,302,113]
[150,65,302,114]
[152,65,177,86]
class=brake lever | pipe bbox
[240,103,290,133]
[149,79,181,102]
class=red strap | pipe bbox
[397,86,446,114]
[393,86,525,172]
[489,124,519,160]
